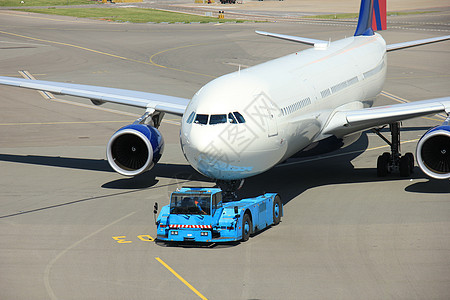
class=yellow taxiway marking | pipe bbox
[381,90,413,104]
[0,115,180,126]
[279,138,420,167]
[19,70,54,99]
[0,29,214,78]
[0,29,149,64]
[12,70,182,125]
[387,74,450,80]
[0,73,47,76]
[0,101,180,126]
[155,257,208,300]
[367,138,419,151]
[0,10,98,24]
[44,212,136,300]
[280,89,447,168]
[420,116,447,122]
[112,236,132,243]
[149,43,216,78]
[43,96,141,117]
[1,30,444,126]
[138,234,155,241]
[380,90,446,121]
[111,235,155,243]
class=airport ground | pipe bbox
[0,3,449,299]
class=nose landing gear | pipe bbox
[373,122,414,177]
[216,179,245,202]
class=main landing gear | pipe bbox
[216,179,245,202]
[372,122,414,177]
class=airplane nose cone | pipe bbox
[182,129,229,179]
[180,113,284,181]
[181,125,255,180]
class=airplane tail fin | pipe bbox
[354,0,387,36]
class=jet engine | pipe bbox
[416,125,450,179]
[107,124,164,176]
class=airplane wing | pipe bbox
[256,31,450,52]
[322,97,450,137]
[0,76,190,116]
[387,35,450,52]
[255,31,327,46]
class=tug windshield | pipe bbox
[170,194,211,215]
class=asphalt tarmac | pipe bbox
[0,6,449,300]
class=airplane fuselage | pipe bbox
[181,33,387,180]
[1,0,447,183]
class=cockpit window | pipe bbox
[233,112,245,123]
[209,114,227,125]
[193,112,244,125]
[228,113,237,124]
[186,111,196,124]
[194,114,208,125]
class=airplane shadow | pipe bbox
[0,154,112,172]
[0,131,447,218]
[0,153,209,189]
[405,180,450,194]
[236,132,450,203]
[101,164,211,189]
[0,155,210,219]
[238,162,450,206]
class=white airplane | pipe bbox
[0,0,449,199]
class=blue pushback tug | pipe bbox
[154,188,282,243]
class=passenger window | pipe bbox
[186,111,195,124]
[194,114,208,125]
[228,113,237,124]
[209,114,227,125]
[233,112,245,123]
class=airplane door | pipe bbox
[246,91,278,138]
[266,100,278,137]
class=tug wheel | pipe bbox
[242,213,252,242]
[273,195,282,225]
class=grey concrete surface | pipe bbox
[0,7,449,300]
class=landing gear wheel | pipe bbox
[405,152,415,172]
[241,214,251,242]
[373,123,415,178]
[399,155,412,177]
[273,195,281,225]
[377,152,390,177]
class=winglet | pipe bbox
[354,0,387,36]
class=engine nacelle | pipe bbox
[107,124,164,176]
[416,125,450,180]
